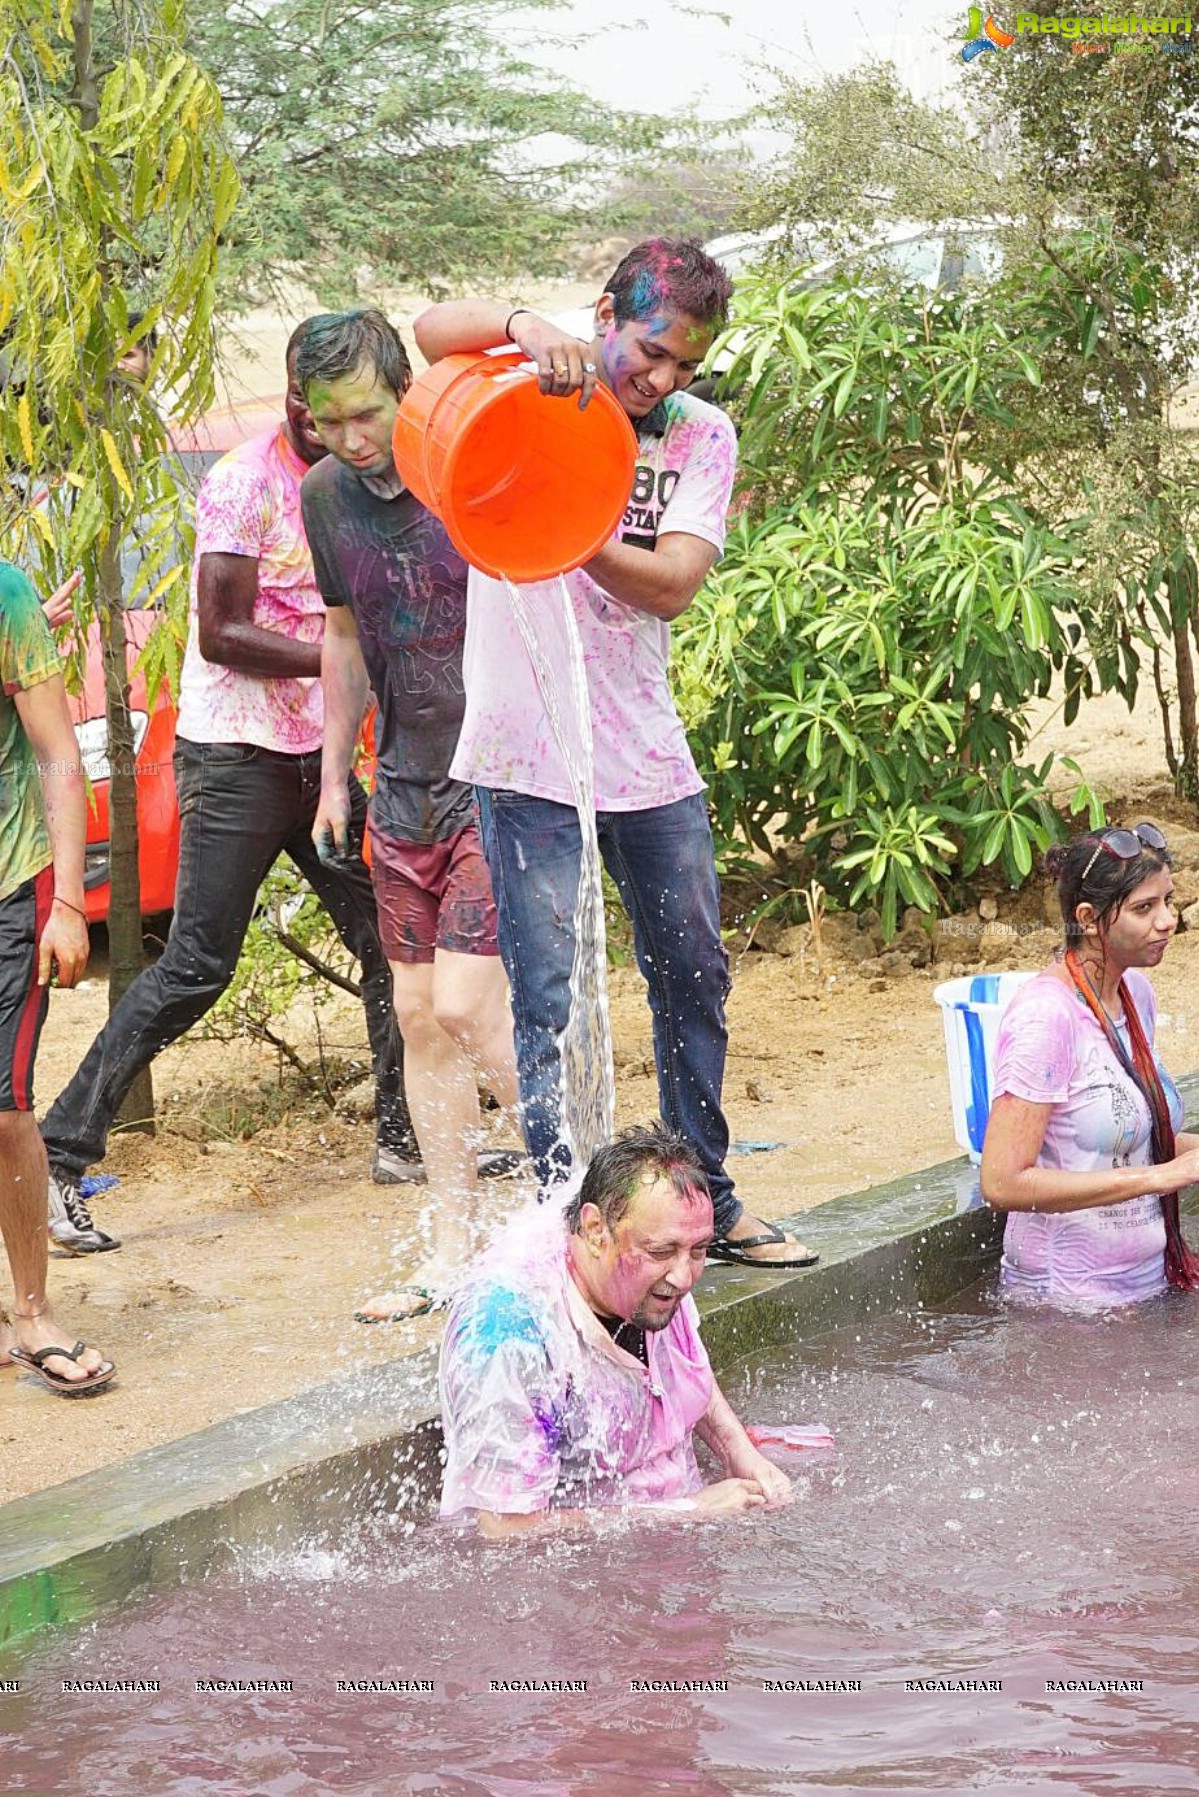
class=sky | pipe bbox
[516,0,970,120]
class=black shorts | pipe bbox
[0,867,52,1112]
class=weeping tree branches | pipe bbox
[0,0,235,1125]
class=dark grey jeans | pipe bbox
[41,737,412,1177]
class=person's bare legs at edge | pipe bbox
[0,1115,109,1383]
[0,599,112,1387]
[358,951,518,1320]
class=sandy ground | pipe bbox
[0,946,972,1507]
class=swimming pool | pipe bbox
[4,1282,1197,1794]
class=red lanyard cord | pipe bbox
[1064,949,1199,1291]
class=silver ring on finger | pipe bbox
[583,362,597,374]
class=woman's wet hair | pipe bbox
[566,1123,710,1234]
[1046,827,1172,942]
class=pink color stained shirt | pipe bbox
[439,1205,715,1518]
[991,969,1183,1307]
[176,426,325,753]
[449,388,737,811]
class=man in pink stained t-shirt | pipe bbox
[39,321,413,1250]
[439,1124,793,1535]
[414,238,815,1267]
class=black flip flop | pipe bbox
[9,1340,117,1397]
[707,1223,819,1269]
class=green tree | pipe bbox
[598,151,749,247]
[980,39,1199,795]
[745,51,1199,796]
[745,61,1002,250]
[184,0,689,306]
[0,0,235,1128]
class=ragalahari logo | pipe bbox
[962,6,1017,54]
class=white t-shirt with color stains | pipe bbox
[177,426,325,754]
[450,388,737,812]
[439,1204,714,1518]
[992,969,1182,1307]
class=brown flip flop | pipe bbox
[9,1340,117,1397]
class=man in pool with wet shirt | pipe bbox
[439,1124,793,1535]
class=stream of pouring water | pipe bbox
[502,577,615,1186]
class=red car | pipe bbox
[73,395,379,919]
[73,607,182,921]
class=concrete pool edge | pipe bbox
[0,1157,995,1649]
[0,1348,446,1648]
[4,1075,1198,1650]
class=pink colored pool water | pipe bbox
[4,1283,1199,1794]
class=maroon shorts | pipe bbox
[369,822,500,965]
[0,867,52,1112]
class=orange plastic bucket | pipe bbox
[392,352,637,582]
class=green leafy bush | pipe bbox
[674,271,1103,936]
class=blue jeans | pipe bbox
[41,738,412,1177]
[476,788,741,1238]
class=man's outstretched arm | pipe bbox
[694,1382,795,1508]
[475,1473,777,1538]
[413,300,601,408]
[583,532,718,622]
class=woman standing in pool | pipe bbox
[981,824,1199,1306]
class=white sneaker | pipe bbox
[47,1173,120,1254]
[371,1145,425,1185]
[369,1146,526,1184]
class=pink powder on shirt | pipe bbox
[176,426,325,753]
[451,391,736,812]
[992,969,1181,1307]
[439,1202,715,1517]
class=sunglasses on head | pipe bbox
[1080,822,1168,886]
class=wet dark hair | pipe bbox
[285,315,317,369]
[565,1123,710,1235]
[293,308,412,399]
[605,237,733,332]
[1045,826,1172,944]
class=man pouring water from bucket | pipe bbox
[414,239,816,1267]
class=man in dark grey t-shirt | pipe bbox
[299,310,518,1323]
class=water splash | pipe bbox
[502,576,615,1187]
